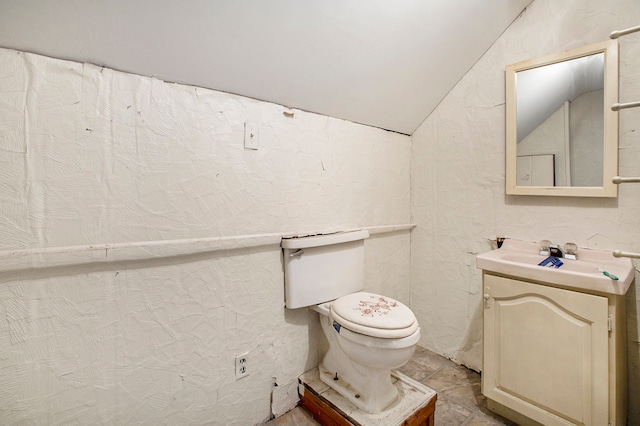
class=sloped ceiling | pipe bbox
[0,0,532,134]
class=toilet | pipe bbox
[282,230,420,413]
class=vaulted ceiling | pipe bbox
[0,0,532,134]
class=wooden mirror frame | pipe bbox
[505,40,619,197]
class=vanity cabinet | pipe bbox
[482,273,627,426]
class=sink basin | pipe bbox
[476,239,634,295]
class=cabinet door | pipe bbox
[483,275,609,426]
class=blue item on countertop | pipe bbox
[538,256,564,268]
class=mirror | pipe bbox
[505,40,619,197]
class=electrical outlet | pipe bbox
[235,352,249,379]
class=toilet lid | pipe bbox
[330,292,418,339]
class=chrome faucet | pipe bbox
[549,244,564,258]
[539,241,578,260]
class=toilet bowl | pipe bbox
[312,293,420,412]
[281,230,420,413]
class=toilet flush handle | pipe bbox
[289,249,304,258]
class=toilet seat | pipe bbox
[333,321,421,349]
[330,292,418,339]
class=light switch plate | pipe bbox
[244,122,259,150]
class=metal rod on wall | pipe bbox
[613,249,640,259]
[612,176,640,184]
[610,25,640,39]
[611,101,640,111]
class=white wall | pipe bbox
[0,48,412,424]
[410,0,640,422]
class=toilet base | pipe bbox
[299,367,437,426]
[315,306,416,413]
[318,360,398,413]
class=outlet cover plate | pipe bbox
[235,352,249,379]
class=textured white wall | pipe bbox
[411,0,640,422]
[0,48,411,424]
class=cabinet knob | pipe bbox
[483,292,491,308]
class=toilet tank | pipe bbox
[281,230,369,309]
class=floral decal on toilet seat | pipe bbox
[356,295,399,317]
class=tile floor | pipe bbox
[266,346,517,425]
